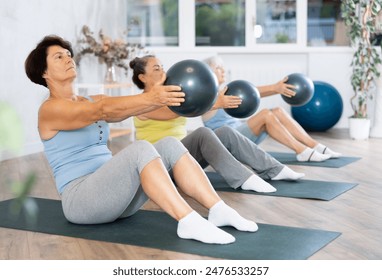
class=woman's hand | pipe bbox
[145,84,185,107]
[143,74,185,107]
[274,77,296,98]
[213,86,242,109]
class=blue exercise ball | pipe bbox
[165,59,219,117]
[224,80,261,118]
[282,73,314,106]
[291,81,343,132]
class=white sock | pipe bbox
[208,200,258,232]
[314,143,342,158]
[241,174,277,193]
[271,166,305,181]
[177,211,235,244]
[296,147,331,162]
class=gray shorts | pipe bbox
[61,137,187,224]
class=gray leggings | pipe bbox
[61,137,187,224]
[181,126,283,189]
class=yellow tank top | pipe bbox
[134,116,187,143]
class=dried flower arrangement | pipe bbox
[74,25,145,75]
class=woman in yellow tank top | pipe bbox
[134,115,187,143]
[130,55,305,193]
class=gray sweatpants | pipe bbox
[61,137,187,224]
[181,126,283,189]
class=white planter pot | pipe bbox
[349,118,371,140]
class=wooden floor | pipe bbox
[1,129,381,260]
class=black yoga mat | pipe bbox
[0,198,340,260]
[206,172,358,201]
[268,152,361,168]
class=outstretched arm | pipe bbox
[202,86,242,121]
[210,86,242,110]
[257,77,296,98]
[38,84,184,139]
[136,105,180,121]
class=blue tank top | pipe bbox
[203,109,242,130]
[42,120,112,194]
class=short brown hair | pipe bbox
[25,35,73,88]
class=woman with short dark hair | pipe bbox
[25,35,258,245]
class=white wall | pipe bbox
[0,0,127,160]
[308,50,354,128]
[152,49,355,132]
[219,49,354,129]
[1,1,355,160]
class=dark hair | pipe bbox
[129,55,155,89]
[25,35,74,88]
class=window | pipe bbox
[307,0,348,46]
[125,0,349,49]
[126,0,179,47]
[255,0,297,44]
[195,0,246,46]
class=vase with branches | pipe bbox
[74,25,146,83]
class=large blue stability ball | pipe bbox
[282,73,314,106]
[291,81,343,132]
[165,59,218,117]
[224,80,261,118]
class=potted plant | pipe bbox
[0,102,37,219]
[341,0,382,139]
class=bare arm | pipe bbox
[92,89,183,122]
[202,86,241,122]
[38,84,184,139]
[136,106,180,121]
[257,77,296,98]
[210,86,242,110]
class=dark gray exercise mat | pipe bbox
[268,151,361,168]
[206,172,358,201]
[0,198,341,260]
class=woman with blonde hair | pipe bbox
[203,55,341,162]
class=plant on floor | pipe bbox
[341,0,382,119]
[0,102,23,155]
[0,102,37,220]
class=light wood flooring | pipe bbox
[0,129,381,260]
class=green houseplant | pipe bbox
[0,102,37,221]
[342,0,382,139]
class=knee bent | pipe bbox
[157,135,181,145]
[132,140,156,152]
[214,125,238,144]
[192,126,217,141]
[155,136,188,160]
[156,136,186,151]
[123,140,159,162]
[214,125,236,136]
[258,108,281,125]
[270,107,287,117]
